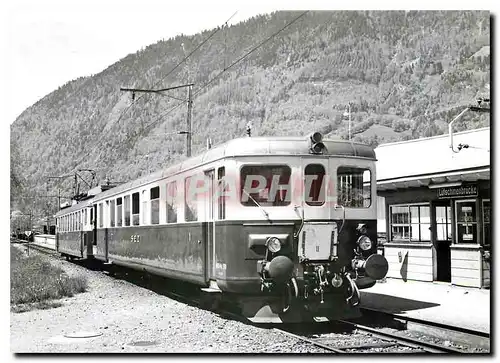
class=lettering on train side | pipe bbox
[130,235,141,243]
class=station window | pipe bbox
[435,205,452,241]
[132,192,140,226]
[117,198,123,227]
[166,181,177,223]
[337,167,371,208]
[305,164,325,206]
[455,200,478,244]
[240,165,291,207]
[124,195,131,226]
[99,203,103,228]
[390,204,430,242]
[150,186,160,225]
[218,167,226,219]
[110,200,115,227]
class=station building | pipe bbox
[375,127,490,288]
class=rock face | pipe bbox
[10,11,490,209]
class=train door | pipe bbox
[299,158,336,261]
[204,169,216,282]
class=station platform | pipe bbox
[360,278,490,334]
[29,235,56,251]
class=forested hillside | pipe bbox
[10,10,490,216]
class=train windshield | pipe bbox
[240,165,291,207]
[337,166,371,208]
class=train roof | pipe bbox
[54,197,94,217]
[88,136,376,203]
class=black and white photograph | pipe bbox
[5,0,492,355]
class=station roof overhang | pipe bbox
[377,166,490,191]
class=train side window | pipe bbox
[142,190,149,225]
[110,200,115,227]
[78,211,81,230]
[117,198,123,226]
[337,167,372,208]
[305,164,326,206]
[185,176,199,222]
[90,207,94,226]
[166,181,178,223]
[132,192,140,226]
[105,201,110,228]
[150,186,160,225]
[217,167,226,220]
[124,195,131,226]
[99,203,103,228]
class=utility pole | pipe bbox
[348,103,352,141]
[343,103,352,140]
[120,83,195,157]
[186,85,193,157]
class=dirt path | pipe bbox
[10,250,327,353]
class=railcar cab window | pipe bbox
[305,164,326,206]
[337,167,371,208]
[117,197,123,227]
[166,181,177,223]
[150,186,160,224]
[132,192,140,226]
[240,165,291,207]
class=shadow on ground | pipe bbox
[360,292,440,313]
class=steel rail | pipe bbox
[337,320,464,353]
[360,307,490,339]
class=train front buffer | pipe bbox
[255,221,388,318]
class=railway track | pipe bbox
[360,307,490,338]
[275,319,468,353]
[15,242,488,353]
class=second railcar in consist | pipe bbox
[55,132,388,322]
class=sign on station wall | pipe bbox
[437,184,478,199]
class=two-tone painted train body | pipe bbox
[55,133,388,322]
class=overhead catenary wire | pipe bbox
[132,11,309,144]
[69,11,238,172]
[114,11,238,126]
[193,11,309,98]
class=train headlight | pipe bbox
[357,235,372,251]
[331,273,343,288]
[266,237,282,253]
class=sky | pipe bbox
[1,0,495,125]
[1,0,280,125]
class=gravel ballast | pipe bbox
[10,250,329,353]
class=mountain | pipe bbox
[10,10,490,216]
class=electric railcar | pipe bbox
[54,132,388,323]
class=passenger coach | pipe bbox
[55,132,388,322]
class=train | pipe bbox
[54,132,388,323]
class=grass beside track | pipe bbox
[10,245,88,312]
